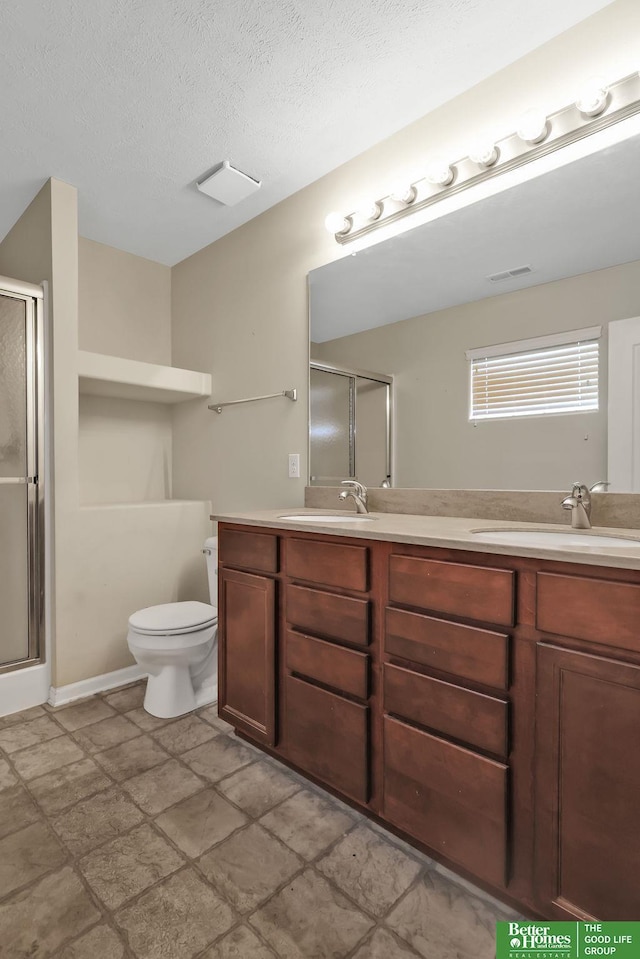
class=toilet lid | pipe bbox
[128,601,217,633]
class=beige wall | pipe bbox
[171,0,640,510]
[78,237,172,364]
[314,260,640,489]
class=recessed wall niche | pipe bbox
[78,394,172,505]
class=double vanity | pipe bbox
[214,507,640,921]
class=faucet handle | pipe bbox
[341,480,367,497]
[590,481,610,492]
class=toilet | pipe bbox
[127,536,219,718]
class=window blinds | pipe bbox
[467,327,601,421]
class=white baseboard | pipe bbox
[48,664,146,708]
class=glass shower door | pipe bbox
[0,291,40,670]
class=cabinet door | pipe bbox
[218,568,276,746]
[383,716,508,887]
[535,643,640,920]
[285,675,369,803]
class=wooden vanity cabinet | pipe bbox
[217,522,640,921]
[217,529,278,745]
[533,570,640,921]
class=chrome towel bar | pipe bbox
[208,389,297,414]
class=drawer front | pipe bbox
[287,538,369,592]
[285,675,369,803]
[385,606,509,690]
[286,629,369,700]
[383,716,508,888]
[286,584,370,648]
[219,527,278,574]
[389,554,515,627]
[537,572,640,653]
[384,663,509,757]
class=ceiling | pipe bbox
[309,131,640,342]
[0,0,613,265]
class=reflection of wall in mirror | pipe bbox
[313,258,640,491]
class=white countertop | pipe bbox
[212,508,640,571]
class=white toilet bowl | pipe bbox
[126,537,220,719]
[127,601,218,718]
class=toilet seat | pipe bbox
[128,601,217,636]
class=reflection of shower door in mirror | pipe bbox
[309,363,392,488]
[0,288,43,673]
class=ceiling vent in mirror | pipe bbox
[486,265,533,282]
[196,160,261,206]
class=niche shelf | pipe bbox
[78,350,211,404]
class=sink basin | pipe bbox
[278,513,375,523]
[472,528,640,549]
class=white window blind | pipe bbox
[467,326,601,421]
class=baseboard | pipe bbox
[48,664,146,708]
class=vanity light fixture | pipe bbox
[468,140,499,167]
[425,157,455,186]
[358,199,383,220]
[324,212,352,236]
[516,108,549,144]
[389,181,417,204]
[324,70,640,245]
[575,77,609,117]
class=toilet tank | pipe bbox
[203,537,219,607]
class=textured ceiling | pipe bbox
[1,0,613,265]
[310,132,640,341]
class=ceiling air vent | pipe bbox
[486,265,533,282]
[197,160,261,206]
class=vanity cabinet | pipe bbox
[533,569,640,921]
[217,522,640,921]
[217,529,278,745]
[383,550,514,889]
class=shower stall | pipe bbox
[309,361,392,488]
[0,278,45,676]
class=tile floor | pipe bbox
[0,683,518,958]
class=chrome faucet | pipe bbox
[561,481,609,529]
[339,480,369,514]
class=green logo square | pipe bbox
[496,921,640,959]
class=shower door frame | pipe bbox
[309,360,393,486]
[0,279,45,675]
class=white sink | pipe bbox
[472,528,640,549]
[278,513,375,523]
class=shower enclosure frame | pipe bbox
[0,278,45,676]
[309,360,393,487]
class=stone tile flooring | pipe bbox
[0,683,518,958]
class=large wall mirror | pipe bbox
[309,128,640,491]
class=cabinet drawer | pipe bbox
[286,584,370,648]
[537,572,640,653]
[286,629,369,700]
[287,538,368,592]
[385,606,509,690]
[389,554,514,627]
[219,527,278,574]
[285,675,369,803]
[383,716,507,887]
[384,663,509,757]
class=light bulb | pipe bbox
[389,181,417,205]
[324,211,352,236]
[358,199,383,221]
[576,77,609,117]
[516,108,549,144]
[425,158,454,186]
[468,140,499,167]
